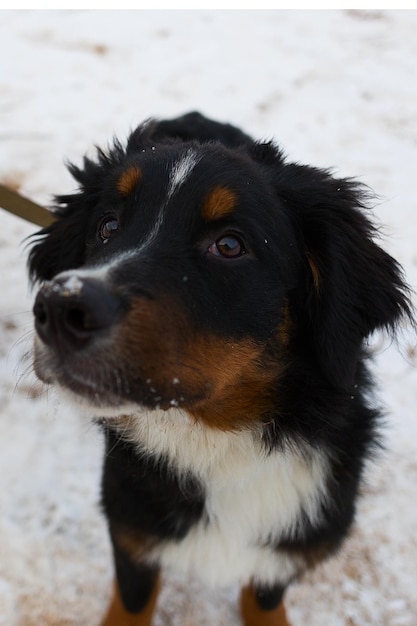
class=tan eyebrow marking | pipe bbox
[202,186,237,222]
[116,165,142,197]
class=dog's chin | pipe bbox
[55,378,135,417]
[33,339,141,418]
[52,379,143,421]
[34,362,140,421]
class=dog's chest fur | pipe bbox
[116,408,329,587]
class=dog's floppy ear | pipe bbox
[28,157,106,283]
[271,159,411,389]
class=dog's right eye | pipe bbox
[98,217,119,243]
[208,235,247,259]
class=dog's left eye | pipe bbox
[99,216,119,242]
[208,235,247,259]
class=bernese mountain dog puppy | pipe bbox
[28,112,411,626]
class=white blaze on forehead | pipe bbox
[167,149,200,199]
[117,149,201,254]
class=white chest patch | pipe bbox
[122,409,330,588]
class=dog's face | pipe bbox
[30,140,299,428]
[29,117,410,431]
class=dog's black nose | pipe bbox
[33,275,124,351]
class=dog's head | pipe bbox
[28,114,411,430]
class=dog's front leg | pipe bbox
[101,537,161,626]
[240,583,290,626]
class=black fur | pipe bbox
[112,550,159,614]
[28,112,412,621]
[254,584,286,612]
[102,430,206,541]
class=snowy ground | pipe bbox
[0,9,417,626]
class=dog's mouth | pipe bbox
[33,335,194,414]
[34,348,125,408]
[57,369,122,407]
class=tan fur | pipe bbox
[240,585,290,626]
[117,295,284,430]
[101,577,161,626]
[117,166,142,197]
[201,186,237,221]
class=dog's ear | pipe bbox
[28,156,106,283]
[28,195,86,283]
[264,154,411,389]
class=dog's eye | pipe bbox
[99,217,119,243]
[208,235,246,259]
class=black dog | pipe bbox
[29,112,411,626]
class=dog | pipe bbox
[28,112,411,626]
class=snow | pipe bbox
[1,9,416,626]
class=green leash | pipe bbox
[0,183,55,228]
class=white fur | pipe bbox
[134,152,200,251]
[167,149,200,199]
[115,408,330,588]
[50,262,114,285]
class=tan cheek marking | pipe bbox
[202,185,237,221]
[116,296,284,430]
[117,297,189,391]
[117,166,142,197]
[186,335,283,430]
